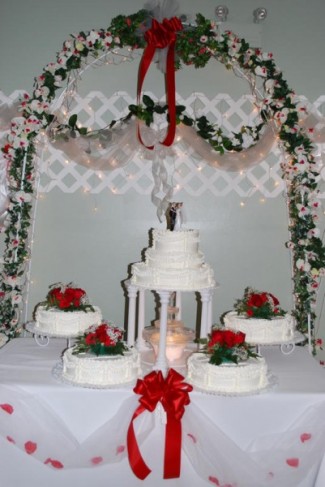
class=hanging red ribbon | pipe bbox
[127,368,193,480]
[137,17,183,149]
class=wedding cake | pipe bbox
[187,354,268,394]
[130,229,216,291]
[186,328,270,394]
[34,283,102,337]
[223,287,296,344]
[61,323,141,387]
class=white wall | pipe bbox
[0,0,324,335]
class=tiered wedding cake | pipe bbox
[130,229,216,291]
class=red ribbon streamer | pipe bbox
[127,368,193,480]
[137,17,183,149]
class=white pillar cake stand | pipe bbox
[125,280,217,375]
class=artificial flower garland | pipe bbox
[0,9,324,343]
[50,94,267,155]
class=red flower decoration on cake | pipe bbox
[205,328,257,366]
[234,287,286,319]
[73,322,127,356]
[42,282,94,312]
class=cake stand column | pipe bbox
[154,289,171,375]
[126,281,138,347]
[199,288,214,339]
[175,291,182,319]
[137,289,146,350]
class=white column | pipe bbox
[137,289,146,350]
[175,291,182,319]
[153,290,171,375]
[199,288,212,339]
[207,289,214,331]
[126,282,138,347]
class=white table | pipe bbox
[0,338,325,487]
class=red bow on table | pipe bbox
[127,368,193,480]
[137,17,183,149]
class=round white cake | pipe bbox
[131,229,216,291]
[34,306,102,337]
[62,347,141,387]
[186,352,268,394]
[223,312,296,344]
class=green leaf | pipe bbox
[182,115,194,126]
[142,95,154,108]
[68,114,78,128]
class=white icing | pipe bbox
[62,347,141,386]
[186,353,268,393]
[131,229,216,291]
[224,312,296,344]
[35,306,102,336]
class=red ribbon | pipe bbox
[137,17,183,149]
[127,368,193,480]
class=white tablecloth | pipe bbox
[0,338,325,487]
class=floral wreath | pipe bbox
[0,8,324,345]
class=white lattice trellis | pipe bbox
[1,91,325,198]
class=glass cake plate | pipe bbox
[186,373,278,397]
[52,361,139,390]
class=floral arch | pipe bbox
[0,8,324,343]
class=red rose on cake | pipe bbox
[74,322,127,356]
[45,282,94,312]
[205,327,257,366]
[235,287,285,319]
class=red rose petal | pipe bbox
[91,456,103,465]
[25,441,37,454]
[44,458,64,469]
[6,436,15,444]
[0,403,14,414]
[187,433,197,443]
[116,445,125,455]
[208,476,220,486]
[300,433,312,443]
[286,458,299,468]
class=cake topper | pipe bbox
[168,202,183,231]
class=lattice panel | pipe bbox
[1,91,325,198]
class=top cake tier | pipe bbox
[130,229,216,291]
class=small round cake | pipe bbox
[224,287,296,344]
[61,322,141,387]
[33,283,102,337]
[224,312,296,344]
[62,347,140,387]
[187,353,268,394]
[35,306,102,336]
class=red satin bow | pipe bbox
[127,368,193,480]
[137,17,183,149]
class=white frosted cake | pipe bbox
[224,312,296,344]
[35,306,102,337]
[33,283,102,337]
[187,352,268,394]
[62,347,140,387]
[131,229,216,290]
